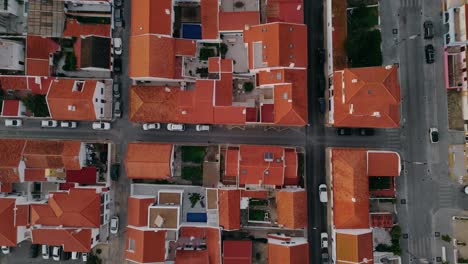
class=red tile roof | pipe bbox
[26,59,50,76]
[178,226,221,264]
[241,190,268,199]
[331,148,370,229]
[201,0,219,39]
[367,151,400,177]
[208,57,233,73]
[332,66,400,128]
[268,241,309,264]
[125,143,173,180]
[218,189,240,230]
[0,183,12,192]
[174,38,197,56]
[0,198,17,246]
[30,188,101,227]
[332,0,348,70]
[46,79,97,121]
[336,230,373,264]
[266,0,303,24]
[0,139,26,184]
[26,35,59,76]
[219,11,259,31]
[213,106,246,124]
[25,168,46,182]
[127,196,156,227]
[238,145,285,186]
[175,249,209,264]
[1,100,20,117]
[244,23,307,69]
[22,140,81,170]
[225,147,239,177]
[284,149,298,185]
[32,228,92,252]
[223,240,252,264]
[276,189,307,229]
[66,167,97,184]
[15,204,29,227]
[63,18,110,37]
[131,0,172,36]
[215,73,233,106]
[125,228,166,263]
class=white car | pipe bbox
[1,246,10,254]
[52,246,61,261]
[167,123,185,131]
[71,251,80,260]
[82,252,88,262]
[60,121,77,128]
[143,123,161,130]
[110,216,119,234]
[41,120,58,128]
[5,119,22,127]
[113,38,122,55]
[42,245,49,259]
[429,128,439,143]
[321,233,328,249]
[92,122,111,130]
[318,184,328,203]
[195,124,211,132]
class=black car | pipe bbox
[321,251,329,263]
[60,250,71,260]
[114,8,124,28]
[358,128,375,136]
[425,44,434,64]
[336,127,352,136]
[318,97,326,114]
[29,244,39,258]
[111,164,120,181]
[114,0,123,8]
[423,20,434,39]
[113,58,122,73]
[317,48,326,64]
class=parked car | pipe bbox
[60,121,77,128]
[113,38,122,55]
[82,252,88,262]
[114,0,122,7]
[114,7,124,28]
[464,186,468,195]
[321,233,328,249]
[114,100,122,118]
[423,20,434,39]
[71,252,80,260]
[318,184,328,203]
[318,97,326,114]
[425,44,434,64]
[110,216,119,234]
[42,245,49,259]
[429,128,439,143]
[317,48,326,64]
[41,120,58,128]
[113,81,121,98]
[5,119,22,127]
[29,244,39,258]
[1,246,10,254]
[167,123,185,131]
[321,251,329,264]
[60,250,70,260]
[143,123,161,130]
[358,128,374,136]
[52,246,61,261]
[113,58,122,73]
[92,122,111,130]
[336,127,352,136]
[195,124,211,132]
[111,164,120,181]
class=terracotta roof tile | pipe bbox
[131,0,172,36]
[63,18,110,37]
[208,57,233,73]
[223,240,252,264]
[332,0,348,70]
[0,139,26,184]
[125,143,173,180]
[25,168,46,182]
[15,204,29,227]
[26,59,50,76]
[268,241,309,264]
[32,228,92,252]
[125,228,166,263]
[127,196,156,227]
[218,189,240,230]
[241,190,268,199]
[174,39,197,56]
[175,249,209,264]
[367,151,400,177]
[266,0,303,24]
[22,140,81,170]
[331,148,370,229]
[201,0,219,39]
[206,227,221,264]
[336,230,373,264]
[332,66,400,128]
[225,147,239,177]
[0,183,12,192]
[0,198,17,246]
[276,189,307,229]
[213,106,246,124]
[215,73,233,106]
[219,11,259,31]
[46,79,97,121]
[284,149,298,185]
[26,35,59,60]
[2,100,20,117]
[238,145,285,186]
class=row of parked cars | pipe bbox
[143,123,211,132]
[336,127,374,136]
[1,244,88,262]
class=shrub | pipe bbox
[220,43,228,58]
[21,94,49,117]
[182,166,203,185]
[441,234,451,242]
[243,82,254,92]
[196,67,209,78]
[345,29,382,67]
[375,244,392,252]
[62,52,77,71]
[96,248,102,254]
[390,225,402,240]
[199,48,216,60]
[181,146,206,163]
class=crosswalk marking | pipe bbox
[438,184,454,208]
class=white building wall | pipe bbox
[0,39,24,71]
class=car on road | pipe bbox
[423,20,434,39]
[112,38,122,55]
[318,184,328,203]
[114,7,124,28]
[114,0,122,7]
[113,81,121,98]
[321,251,329,263]
[92,122,111,130]
[114,100,122,118]
[41,120,58,128]
[464,186,468,195]
[42,245,49,259]
[111,164,120,181]
[1,246,10,254]
[358,128,374,136]
[143,123,161,130]
[52,246,61,261]
[321,233,328,249]
[425,44,434,64]
[71,252,80,260]
[195,124,211,132]
[336,127,352,136]
[317,48,326,64]
[318,97,326,113]
[82,252,88,262]
[60,250,70,260]
[110,216,119,234]
[113,58,122,73]
[29,244,39,258]
[429,128,439,143]
[167,123,185,131]
[5,119,22,127]
[60,121,77,128]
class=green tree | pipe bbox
[441,234,451,242]
[345,29,382,67]
[243,82,254,92]
[62,52,77,71]
[21,94,49,117]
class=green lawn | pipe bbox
[199,48,216,61]
[249,209,267,221]
[181,146,206,163]
[182,166,203,185]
